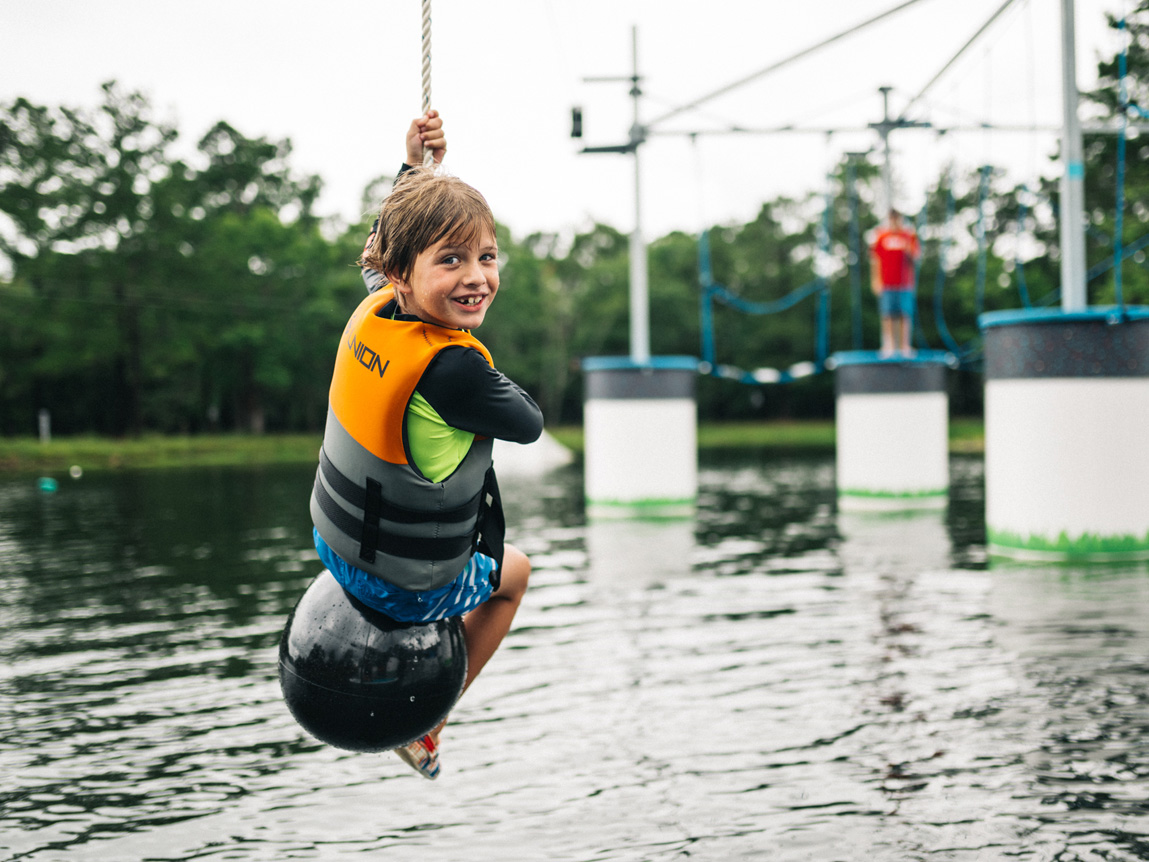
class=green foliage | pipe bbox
[0,83,331,436]
[1082,1,1149,306]
[1,10,1145,436]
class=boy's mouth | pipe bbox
[454,295,484,306]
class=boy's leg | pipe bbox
[460,544,530,691]
[897,315,912,354]
[896,290,915,354]
[878,290,896,356]
[880,314,896,356]
[427,545,531,743]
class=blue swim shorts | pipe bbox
[879,289,916,318]
[313,528,497,623]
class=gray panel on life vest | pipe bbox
[312,409,491,591]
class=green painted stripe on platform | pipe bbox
[586,497,695,521]
[988,528,1149,561]
[838,488,948,499]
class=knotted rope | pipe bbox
[421,0,434,166]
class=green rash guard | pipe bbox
[406,392,474,482]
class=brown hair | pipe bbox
[358,167,496,285]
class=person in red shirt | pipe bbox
[869,209,922,357]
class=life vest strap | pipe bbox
[313,474,474,563]
[474,466,505,590]
[319,448,482,524]
[360,477,384,563]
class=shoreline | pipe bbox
[0,420,985,475]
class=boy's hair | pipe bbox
[359,167,496,284]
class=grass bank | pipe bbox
[0,419,984,475]
[553,418,984,453]
[0,433,323,475]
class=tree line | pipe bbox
[1,8,1145,437]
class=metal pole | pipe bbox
[1059,0,1087,310]
[846,157,863,349]
[817,172,832,365]
[879,86,894,216]
[628,25,650,363]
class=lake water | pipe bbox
[3,453,1149,861]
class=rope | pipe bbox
[1114,16,1128,308]
[846,160,863,349]
[974,165,991,318]
[646,0,938,129]
[1014,185,1032,307]
[421,0,433,166]
[1088,232,1149,282]
[699,229,717,365]
[933,184,966,357]
[912,202,929,349]
[930,167,1000,367]
[1016,182,1147,297]
[707,279,826,317]
[898,0,1021,121]
[697,228,828,385]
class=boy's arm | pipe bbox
[406,110,445,166]
[362,223,387,293]
[362,111,448,293]
[363,269,387,293]
[419,347,543,444]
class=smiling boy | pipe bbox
[310,113,543,779]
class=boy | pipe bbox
[869,209,921,358]
[310,112,543,779]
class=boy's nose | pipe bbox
[461,260,486,285]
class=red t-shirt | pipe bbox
[871,226,921,289]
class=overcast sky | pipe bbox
[1,0,1125,241]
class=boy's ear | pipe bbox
[386,270,410,294]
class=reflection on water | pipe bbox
[2,455,1149,861]
[585,518,695,588]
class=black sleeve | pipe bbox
[362,265,386,294]
[417,347,544,444]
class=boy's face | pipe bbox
[391,230,499,330]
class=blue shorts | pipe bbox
[879,289,915,318]
[313,528,497,623]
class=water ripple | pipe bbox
[3,459,1149,860]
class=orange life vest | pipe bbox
[310,289,501,591]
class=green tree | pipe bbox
[0,83,182,435]
[0,84,338,436]
[183,121,328,433]
[1082,2,1149,306]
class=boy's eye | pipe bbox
[441,254,460,265]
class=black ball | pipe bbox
[278,570,467,752]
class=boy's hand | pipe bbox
[406,110,446,166]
